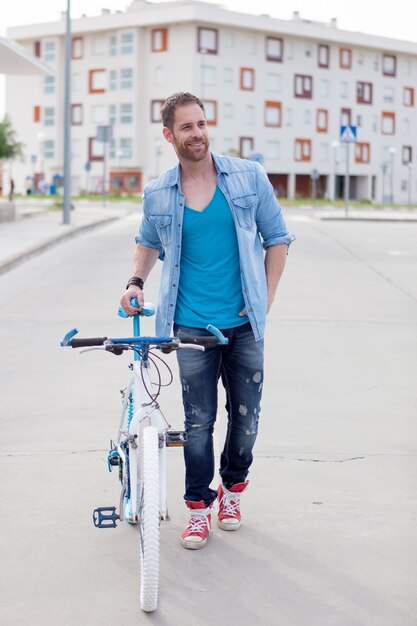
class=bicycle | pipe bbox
[61,299,228,612]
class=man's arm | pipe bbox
[120,244,160,315]
[265,243,288,313]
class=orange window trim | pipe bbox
[265,101,282,127]
[295,139,311,161]
[204,100,218,126]
[240,67,255,91]
[382,112,396,134]
[34,105,41,123]
[72,36,83,59]
[339,48,352,69]
[404,87,415,106]
[152,28,168,52]
[89,69,105,94]
[316,109,328,132]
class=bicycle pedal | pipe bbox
[93,506,120,528]
[166,430,187,447]
[107,449,120,471]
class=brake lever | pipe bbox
[79,346,107,354]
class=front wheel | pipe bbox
[139,426,160,612]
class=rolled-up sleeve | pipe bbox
[135,197,165,259]
[255,164,295,250]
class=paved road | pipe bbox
[0,211,416,625]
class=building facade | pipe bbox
[5,0,417,202]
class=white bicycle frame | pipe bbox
[116,358,169,522]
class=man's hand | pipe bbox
[120,286,144,316]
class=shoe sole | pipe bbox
[180,537,208,549]
[217,520,241,531]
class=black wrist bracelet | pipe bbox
[126,276,144,290]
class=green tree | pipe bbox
[0,115,24,161]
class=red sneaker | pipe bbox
[181,500,212,550]
[217,482,249,531]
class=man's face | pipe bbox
[163,103,210,162]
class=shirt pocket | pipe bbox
[231,194,257,229]
[149,214,172,246]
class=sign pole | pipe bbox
[344,143,350,218]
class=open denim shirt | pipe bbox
[135,152,295,341]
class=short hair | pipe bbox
[160,92,205,129]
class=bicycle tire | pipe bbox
[139,425,160,612]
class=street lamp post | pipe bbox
[331,140,339,202]
[63,0,72,225]
[408,162,413,206]
[389,146,396,205]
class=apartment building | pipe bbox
[5,0,417,202]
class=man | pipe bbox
[120,92,294,550]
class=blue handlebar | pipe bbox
[118,299,155,318]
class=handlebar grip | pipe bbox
[70,337,107,348]
[178,335,219,346]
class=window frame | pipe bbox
[264,101,282,128]
[294,138,312,162]
[318,44,330,68]
[240,67,255,91]
[316,109,328,133]
[89,69,106,94]
[265,36,283,62]
[404,87,415,107]
[88,137,104,162]
[402,145,412,164]
[197,27,218,54]
[381,111,396,135]
[151,28,168,52]
[339,48,352,70]
[355,142,371,164]
[383,53,396,77]
[203,100,218,126]
[151,99,165,123]
[239,137,254,158]
[71,103,83,126]
[72,36,84,60]
[357,81,373,105]
[294,74,313,99]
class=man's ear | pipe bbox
[162,127,173,144]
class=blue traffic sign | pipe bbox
[340,125,357,144]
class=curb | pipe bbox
[0,215,120,276]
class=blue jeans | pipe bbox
[174,322,264,506]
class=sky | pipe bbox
[1,0,416,115]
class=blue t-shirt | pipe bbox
[174,186,247,329]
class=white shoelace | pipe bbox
[221,493,241,518]
[187,510,211,533]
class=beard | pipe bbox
[171,133,210,162]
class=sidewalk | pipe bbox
[0,200,137,275]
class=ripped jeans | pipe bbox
[174,322,264,506]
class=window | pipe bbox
[340,81,349,99]
[33,106,41,123]
[72,73,82,92]
[91,105,108,124]
[44,75,55,94]
[120,103,133,124]
[44,140,54,160]
[109,138,116,160]
[357,82,373,104]
[402,146,412,164]
[88,137,104,161]
[318,44,329,68]
[246,35,256,55]
[43,41,56,63]
[92,36,106,56]
[320,80,330,97]
[154,67,164,85]
[265,101,282,127]
[355,142,370,163]
[34,41,41,58]
[266,73,281,92]
[109,70,117,91]
[109,104,116,126]
[382,112,395,134]
[383,87,395,103]
[72,37,83,59]
[151,100,164,123]
[121,32,133,54]
[339,48,352,69]
[239,137,254,158]
[319,143,329,162]
[341,108,351,126]
[383,54,396,76]
[152,28,168,52]
[402,118,410,135]
[285,108,293,127]
[240,68,255,91]
[266,141,280,160]
[245,105,255,125]
[294,75,312,98]
[356,115,363,127]
[316,109,328,132]
[120,138,133,159]
[304,110,311,125]
[89,69,106,93]
[44,107,55,127]
[223,103,233,118]
[266,37,283,62]
[109,35,117,56]
[71,139,81,159]
[224,32,235,48]
[71,104,83,125]
[201,66,216,85]
[294,139,312,161]
[404,87,415,107]
[305,45,312,58]
[203,100,217,125]
[120,68,133,90]
[223,67,233,83]
[198,27,218,54]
